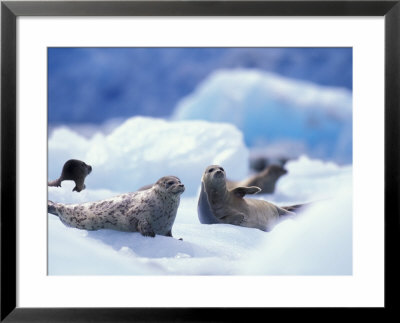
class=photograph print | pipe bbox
[47,47,352,275]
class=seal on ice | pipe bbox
[48,176,185,238]
[198,165,302,232]
[48,159,92,192]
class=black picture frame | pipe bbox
[1,0,399,321]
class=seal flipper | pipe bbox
[281,203,306,212]
[230,186,261,198]
[219,213,244,225]
[48,178,62,187]
[72,178,86,192]
[137,219,156,237]
[277,206,296,217]
[48,200,59,215]
[198,181,220,224]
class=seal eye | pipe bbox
[166,181,175,187]
[208,168,214,173]
[219,167,224,172]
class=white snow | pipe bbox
[48,154,352,275]
[48,117,248,196]
[172,69,352,164]
[48,92,352,276]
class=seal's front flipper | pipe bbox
[231,186,261,198]
[219,213,245,225]
[137,219,156,237]
[73,178,86,192]
[198,181,219,224]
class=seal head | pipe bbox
[154,176,185,195]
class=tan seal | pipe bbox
[48,176,185,238]
[226,164,287,194]
[198,165,302,232]
[48,159,92,192]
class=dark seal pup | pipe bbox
[48,159,92,192]
[198,165,302,232]
[48,176,185,238]
[226,164,288,194]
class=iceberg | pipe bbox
[173,69,352,164]
[48,117,249,195]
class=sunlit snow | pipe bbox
[48,120,352,276]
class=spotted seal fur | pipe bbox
[48,176,185,238]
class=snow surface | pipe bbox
[173,69,352,164]
[48,117,248,196]
[48,117,352,275]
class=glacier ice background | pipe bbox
[173,69,352,164]
[48,118,249,196]
[48,48,352,125]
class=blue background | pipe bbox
[48,47,352,126]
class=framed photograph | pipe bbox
[1,0,399,321]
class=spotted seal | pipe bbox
[226,164,287,194]
[198,165,302,232]
[48,176,185,238]
[48,159,92,192]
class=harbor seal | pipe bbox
[48,176,185,238]
[48,159,92,192]
[249,156,288,172]
[198,165,301,232]
[226,164,287,194]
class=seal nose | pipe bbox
[88,165,92,173]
